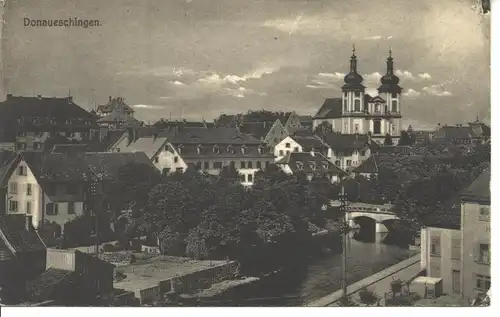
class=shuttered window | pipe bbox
[451,238,461,260]
[430,235,441,257]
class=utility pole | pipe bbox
[89,167,102,258]
[339,185,349,298]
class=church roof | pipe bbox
[313,98,342,119]
[96,97,134,114]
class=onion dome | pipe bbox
[342,45,364,90]
[378,48,402,94]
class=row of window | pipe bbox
[176,145,266,155]
[296,161,330,171]
[9,181,78,196]
[8,200,76,215]
[8,182,33,195]
[430,237,490,265]
[18,117,92,126]
[17,131,88,138]
[195,161,269,170]
[342,100,399,113]
[343,92,399,98]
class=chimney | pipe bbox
[37,94,42,99]
[6,93,12,100]
[67,96,73,103]
[109,96,112,102]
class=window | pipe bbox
[50,118,57,125]
[177,146,183,154]
[34,131,43,137]
[33,142,42,150]
[285,143,291,148]
[241,146,246,154]
[354,99,361,111]
[176,167,183,173]
[17,131,26,137]
[9,200,18,212]
[430,236,441,257]
[46,203,59,215]
[213,146,220,154]
[335,160,341,166]
[360,150,366,156]
[310,162,316,170]
[66,119,72,125]
[197,145,202,155]
[451,238,461,260]
[174,156,179,163]
[9,182,18,194]
[248,161,253,169]
[68,202,75,214]
[213,162,223,169]
[297,162,303,170]
[265,161,270,169]
[162,168,170,175]
[373,120,381,135]
[17,143,27,150]
[257,161,262,169]
[154,157,159,163]
[346,160,352,166]
[479,206,490,221]
[240,173,246,182]
[294,147,299,152]
[18,118,25,125]
[247,174,253,183]
[26,201,32,214]
[476,274,491,291]
[204,162,209,169]
[355,92,361,97]
[375,104,380,112]
[344,102,348,112]
[240,161,246,169]
[258,146,264,154]
[391,100,397,113]
[355,124,359,133]
[477,243,490,265]
[26,183,32,196]
[279,150,284,156]
[322,163,328,169]
[17,166,27,176]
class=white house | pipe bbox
[274,133,329,161]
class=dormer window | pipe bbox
[322,163,328,169]
[375,104,381,112]
[33,117,40,125]
[213,145,220,154]
[197,145,202,155]
[258,146,264,154]
[309,161,316,170]
[85,120,91,125]
[50,118,57,125]
[227,145,234,154]
[18,117,25,125]
[66,118,72,125]
[297,162,303,170]
[241,145,247,155]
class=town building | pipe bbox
[96,103,142,130]
[0,94,100,152]
[460,167,490,301]
[274,132,328,161]
[433,119,490,146]
[96,96,135,117]
[276,151,347,183]
[1,152,156,231]
[312,48,403,145]
[163,127,274,186]
[321,132,378,172]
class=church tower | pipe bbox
[377,48,403,140]
[341,45,366,134]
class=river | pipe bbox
[197,229,414,306]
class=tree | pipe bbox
[398,130,413,146]
[384,133,393,146]
[314,121,333,138]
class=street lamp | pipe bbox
[339,186,350,299]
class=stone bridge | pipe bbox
[329,201,399,233]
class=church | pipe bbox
[313,47,403,145]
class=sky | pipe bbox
[0,0,490,129]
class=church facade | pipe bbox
[313,47,403,145]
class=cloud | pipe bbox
[363,72,383,83]
[418,73,432,80]
[395,69,414,80]
[117,66,197,78]
[422,84,453,97]
[198,67,278,85]
[366,88,378,97]
[363,35,383,40]
[318,72,345,80]
[171,80,186,86]
[132,104,164,110]
[402,88,421,98]
[223,86,266,98]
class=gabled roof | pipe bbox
[96,97,134,114]
[168,127,263,145]
[291,134,327,150]
[276,152,347,175]
[27,268,74,301]
[321,133,375,153]
[423,191,462,230]
[368,95,386,103]
[353,154,381,174]
[313,98,342,119]
[120,136,169,159]
[0,214,46,254]
[97,110,142,127]
[461,167,490,203]
[0,150,17,185]
[239,120,277,140]
[434,125,481,140]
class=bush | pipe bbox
[130,239,142,252]
[102,244,115,252]
[338,295,358,307]
[358,288,379,305]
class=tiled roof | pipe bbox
[22,152,157,185]
[461,167,490,203]
[313,98,342,119]
[276,152,347,175]
[239,121,276,140]
[434,125,481,141]
[50,144,89,155]
[0,214,46,253]
[353,154,381,174]
[168,127,263,145]
[120,136,169,159]
[96,97,134,114]
[0,150,17,185]
[0,239,13,261]
[423,192,462,230]
[97,111,142,127]
[321,133,375,153]
[292,134,327,151]
[27,268,74,301]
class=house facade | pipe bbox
[0,95,100,153]
[274,134,329,161]
[276,151,346,183]
[460,168,490,301]
[165,127,274,186]
[322,133,375,171]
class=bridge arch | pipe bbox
[347,211,399,233]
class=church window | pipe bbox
[373,120,381,135]
[355,92,361,97]
[355,124,359,133]
[375,104,380,112]
[344,102,348,112]
[354,99,361,111]
[344,92,348,97]
[392,100,398,112]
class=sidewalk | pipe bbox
[307,254,422,307]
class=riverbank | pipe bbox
[306,253,422,307]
